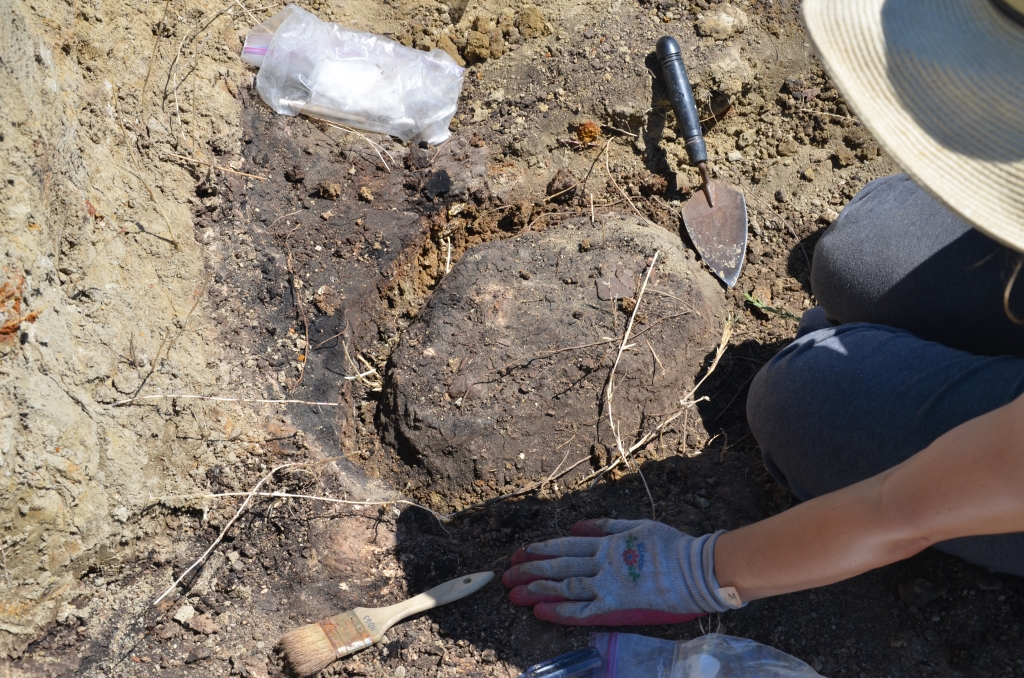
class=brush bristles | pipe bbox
[279,622,337,677]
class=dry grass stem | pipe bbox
[112,394,340,407]
[795,108,860,123]
[303,113,395,171]
[154,489,451,524]
[450,452,590,519]
[140,0,172,99]
[602,251,660,518]
[130,278,209,401]
[153,461,299,605]
[445,237,452,274]
[235,0,261,25]
[645,338,665,376]
[584,317,734,484]
[544,139,611,204]
[163,152,267,180]
[113,87,179,248]
[341,341,383,391]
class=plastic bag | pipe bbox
[241,4,465,144]
[590,632,822,678]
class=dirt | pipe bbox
[4,0,1024,676]
[381,216,725,512]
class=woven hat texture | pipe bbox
[803,0,1024,253]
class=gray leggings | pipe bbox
[746,174,1024,576]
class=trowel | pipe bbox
[656,36,748,287]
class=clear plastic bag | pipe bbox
[241,4,465,144]
[590,632,822,678]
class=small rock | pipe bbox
[777,138,800,157]
[487,27,505,59]
[604,102,646,133]
[516,6,549,39]
[436,33,465,67]
[112,505,129,523]
[819,207,840,224]
[424,169,452,199]
[801,167,815,181]
[464,30,491,63]
[832,148,856,167]
[726,150,743,162]
[358,186,374,202]
[314,181,341,201]
[977,576,1003,591]
[842,128,871,149]
[696,4,748,40]
[774,189,789,203]
[898,579,946,608]
[394,668,407,678]
[112,371,141,394]
[313,285,340,316]
[91,384,119,404]
[736,129,757,149]
[155,623,182,640]
[187,613,218,635]
[283,166,305,184]
[173,604,196,624]
[481,648,498,663]
[184,645,212,664]
[546,168,577,202]
[707,44,752,97]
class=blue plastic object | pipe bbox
[516,647,603,678]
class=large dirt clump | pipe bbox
[382,216,726,511]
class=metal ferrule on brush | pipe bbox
[320,613,374,658]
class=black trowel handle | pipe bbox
[656,36,707,167]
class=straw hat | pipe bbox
[802,0,1024,253]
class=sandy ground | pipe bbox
[3,0,1023,676]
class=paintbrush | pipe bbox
[279,571,494,677]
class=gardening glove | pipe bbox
[502,519,743,626]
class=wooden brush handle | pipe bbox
[367,571,494,634]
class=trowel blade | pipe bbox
[681,181,747,287]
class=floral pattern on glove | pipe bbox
[622,535,646,582]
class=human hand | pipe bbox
[502,519,742,626]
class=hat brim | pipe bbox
[803,0,1024,254]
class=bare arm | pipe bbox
[715,392,1024,602]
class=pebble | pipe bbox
[185,646,213,664]
[726,150,743,162]
[173,604,196,624]
[695,4,748,40]
[777,138,800,157]
[977,576,1003,591]
[775,189,789,203]
[820,208,840,224]
[832,148,856,167]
